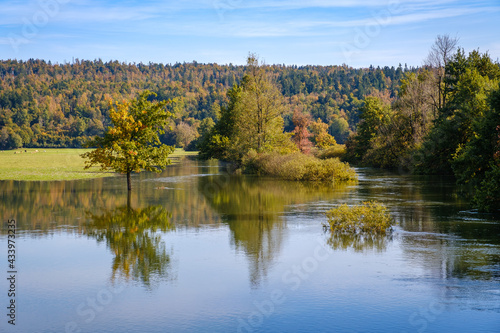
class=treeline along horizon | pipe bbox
[0,58,414,149]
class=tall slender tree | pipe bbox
[234,54,291,154]
[292,108,312,153]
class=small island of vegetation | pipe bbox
[197,54,357,183]
[325,201,395,235]
[324,201,395,251]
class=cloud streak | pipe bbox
[105,3,494,39]
[0,0,498,66]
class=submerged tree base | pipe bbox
[325,201,394,235]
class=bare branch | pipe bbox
[425,34,459,68]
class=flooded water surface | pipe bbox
[0,160,499,332]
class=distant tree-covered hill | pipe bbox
[0,59,414,149]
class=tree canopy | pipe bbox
[0,58,412,149]
[81,91,174,190]
[344,37,500,211]
[199,55,296,161]
[233,54,294,156]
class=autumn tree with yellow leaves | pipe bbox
[81,91,174,191]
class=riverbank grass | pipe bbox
[0,148,197,181]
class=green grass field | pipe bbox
[0,148,198,181]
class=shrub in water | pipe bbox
[325,201,394,235]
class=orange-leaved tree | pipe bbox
[81,91,174,191]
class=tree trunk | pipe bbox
[127,189,131,209]
[127,171,132,191]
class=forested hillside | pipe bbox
[0,59,412,149]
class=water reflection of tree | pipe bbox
[199,175,352,287]
[0,159,222,234]
[327,233,392,252]
[401,234,500,281]
[200,176,285,287]
[356,169,500,282]
[82,202,175,288]
[356,170,467,234]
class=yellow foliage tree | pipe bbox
[81,91,175,191]
[310,118,337,149]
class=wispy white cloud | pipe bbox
[0,37,13,45]
[1,0,498,66]
[0,0,493,30]
[58,8,156,23]
[116,3,495,39]
[303,5,497,29]
[0,0,469,26]
[209,0,461,11]
[41,1,500,38]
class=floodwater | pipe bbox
[0,159,499,332]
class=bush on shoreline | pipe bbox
[325,201,394,235]
[242,151,357,183]
[315,144,347,160]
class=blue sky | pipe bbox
[1,0,499,67]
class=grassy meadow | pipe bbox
[0,148,197,181]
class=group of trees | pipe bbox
[346,35,500,212]
[198,54,342,163]
[0,58,412,150]
[198,55,295,161]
